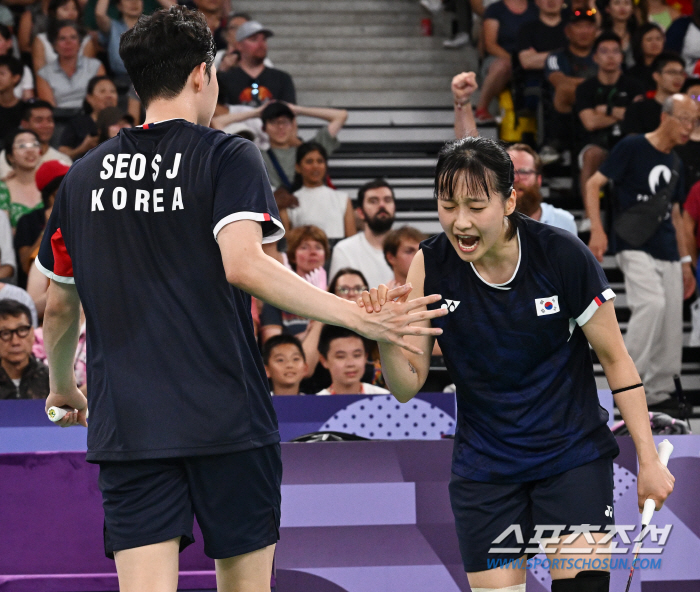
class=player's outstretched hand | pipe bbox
[354,284,447,355]
[636,458,675,513]
[45,389,88,428]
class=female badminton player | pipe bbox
[360,136,675,592]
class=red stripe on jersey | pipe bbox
[51,228,74,278]
[263,213,270,221]
[594,296,602,306]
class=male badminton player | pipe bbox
[36,7,445,591]
[360,137,676,592]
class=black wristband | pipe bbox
[611,383,643,395]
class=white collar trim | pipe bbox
[469,229,521,291]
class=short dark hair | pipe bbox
[0,55,23,81]
[41,175,65,209]
[318,324,368,359]
[592,31,622,55]
[47,20,84,46]
[262,334,305,364]
[327,268,369,296]
[119,6,216,109]
[82,75,116,114]
[261,101,295,127]
[48,0,82,20]
[22,100,54,122]
[4,129,41,166]
[357,178,395,208]
[683,77,700,93]
[382,226,426,265]
[0,299,32,326]
[434,136,519,241]
[652,51,685,74]
[0,24,11,42]
[229,11,252,20]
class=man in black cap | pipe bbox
[216,20,296,108]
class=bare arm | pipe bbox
[217,220,445,353]
[582,301,675,511]
[35,74,56,106]
[579,108,618,131]
[547,71,584,88]
[95,0,112,35]
[452,72,478,139]
[43,280,87,426]
[0,264,13,279]
[301,319,322,377]
[343,198,356,237]
[672,202,696,298]
[32,36,47,72]
[210,105,264,130]
[585,171,609,262]
[681,210,698,266]
[518,48,549,70]
[483,19,510,59]
[27,263,49,320]
[289,105,349,138]
[18,10,34,54]
[361,250,434,402]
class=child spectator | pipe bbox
[263,334,308,395]
[316,325,390,395]
[281,142,355,240]
[0,56,25,148]
[36,21,106,115]
[628,23,666,90]
[59,75,117,160]
[0,129,42,228]
[32,0,95,72]
[383,226,427,288]
[0,25,34,101]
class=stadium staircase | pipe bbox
[235,0,700,409]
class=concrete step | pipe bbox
[269,36,453,50]
[300,126,455,143]
[268,24,423,37]
[286,62,459,77]
[234,0,422,13]
[297,89,455,107]
[260,11,427,25]
[271,48,473,64]
[292,75,454,91]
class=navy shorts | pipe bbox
[449,456,615,573]
[98,443,282,560]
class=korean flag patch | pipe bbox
[536,296,560,316]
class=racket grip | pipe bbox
[47,406,88,423]
[640,439,674,526]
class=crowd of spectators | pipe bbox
[2,0,700,411]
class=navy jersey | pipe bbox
[423,217,619,484]
[36,120,284,462]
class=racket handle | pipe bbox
[47,406,88,423]
[641,439,674,526]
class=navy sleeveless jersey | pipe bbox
[36,120,284,461]
[423,217,619,483]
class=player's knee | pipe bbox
[470,585,526,592]
[551,570,610,592]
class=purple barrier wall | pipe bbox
[1,437,699,592]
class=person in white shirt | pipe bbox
[316,324,390,395]
[280,141,355,240]
[329,178,397,288]
[507,143,578,235]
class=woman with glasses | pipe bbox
[0,129,42,229]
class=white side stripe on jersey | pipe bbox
[213,211,285,243]
[35,257,75,284]
[575,288,616,327]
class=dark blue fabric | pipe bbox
[665,16,692,53]
[599,134,683,261]
[422,217,619,483]
[484,0,539,55]
[38,119,281,461]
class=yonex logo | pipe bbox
[605,505,613,518]
[441,299,460,312]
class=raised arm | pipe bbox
[210,105,264,130]
[582,301,675,512]
[289,104,349,138]
[452,72,479,139]
[218,220,446,354]
[95,0,113,35]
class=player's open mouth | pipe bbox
[457,235,479,252]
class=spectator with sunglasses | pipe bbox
[0,299,48,400]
